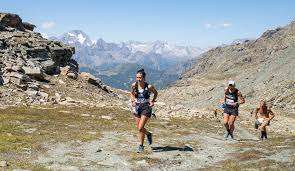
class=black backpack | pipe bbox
[134,82,150,99]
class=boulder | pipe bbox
[27,82,40,91]
[50,46,75,65]
[54,93,61,103]
[41,59,57,75]
[0,160,8,167]
[22,66,44,80]
[4,63,14,72]
[2,76,9,85]
[38,91,49,101]
[0,12,92,107]
[26,90,38,96]
[26,47,49,59]
[60,66,70,76]
[80,72,101,86]
[0,13,25,31]
[261,28,281,39]
[22,22,36,31]
[60,59,78,79]
[67,72,77,79]
[12,65,23,72]
[3,71,31,84]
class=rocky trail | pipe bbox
[0,106,294,170]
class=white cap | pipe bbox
[228,80,235,86]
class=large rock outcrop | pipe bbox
[0,13,123,106]
[0,13,76,89]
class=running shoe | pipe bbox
[137,145,144,153]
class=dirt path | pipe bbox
[35,132,234,170]
[34,113,294,170]
[0,106,294,170]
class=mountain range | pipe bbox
[50,30,205,89]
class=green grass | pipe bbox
[0,105,131,169]
[1,105,293,170]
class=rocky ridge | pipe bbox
[0,13,127,108]
[156,20,295,134]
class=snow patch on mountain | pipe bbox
[77,33,86,44]
[67,32,75,37]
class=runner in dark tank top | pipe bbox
[130,69,158,153]
[222,80,245,140]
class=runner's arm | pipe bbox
[253,108,259,119]
[237,91,245,104]
[267,109,275,122]
[223,88,227,103]
[149,85,158,102]
[220,95,225,104]
[130,83,136,103]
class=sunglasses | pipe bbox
[136,77,142,78]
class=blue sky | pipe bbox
[1,0,294,47]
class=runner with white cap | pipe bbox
[222,80,245,139]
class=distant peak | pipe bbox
[59,30,92,45]
[96,38,106,43]
[153,40,168,44]
[68,30,87,35]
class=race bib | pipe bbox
[226,99,235,105]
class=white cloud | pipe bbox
[204,22,232,29]
[205,23,212,29]
[221,22,232,28]
[41,21,56,29]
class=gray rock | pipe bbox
[60,59,78,79]
[0,160,8,167]
[4,63,14,72]
[5,71,24,79]
[26,90,38,96]
[41,59,57,74]
[22,22,35,31]
[2,76,9,84]
[54,93,61,103]
[38,91,48,101]
[12,65,23,72]
[0,13,112,107]
[3,71,31,87]
[66,72,77,79]
[26,47,48,59]
[50,46,74,65]
[27,82,40,91]
[22,66,44,80]
[80,72,101,86]
[41,84,51,90]
[0,13,25,31]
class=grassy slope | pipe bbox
[0,106,294,170]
